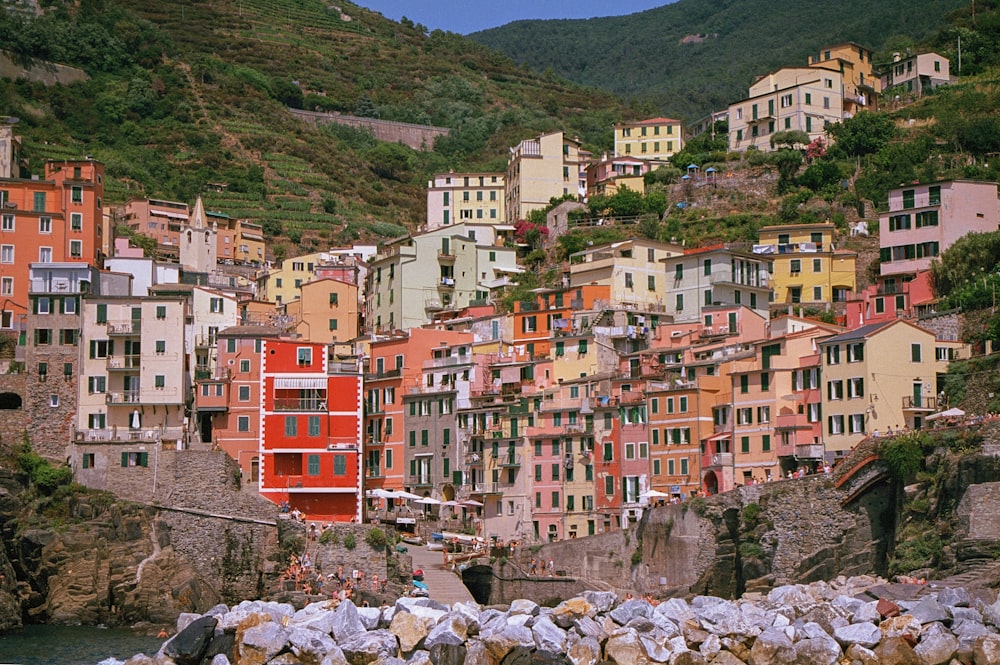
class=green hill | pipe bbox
[470,0,968,120]
[0,0,639,254]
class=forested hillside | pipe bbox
[470,0,970,119]
[0,0,641,254]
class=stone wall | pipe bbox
[916,310,962,342]
[0,50,88,86]
[466,561,594,606]
[0,371,30,449]
[288,109,449,151]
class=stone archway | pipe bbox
[703,471,719,496]
[0,392,22,410]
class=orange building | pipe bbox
[512,285,609,358]
[0,159,104,325]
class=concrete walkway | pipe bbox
[408,543,476,605]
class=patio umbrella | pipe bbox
[927,407,965,421]
[440,500,460,506]
[131,409,141,430]
[460,499,484,507]
[640,489,672,499]
[415,497,441,505]
[396,490,422,500]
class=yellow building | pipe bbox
[613,118,684,160]
[757,223,856,306]
[818,320,966,456]
[808,42,880,115]
[284,277,360,344]
[504,131,583,223]
[426,172,505,230]
[256,251,327,306]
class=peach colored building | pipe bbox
[284,277,360,344]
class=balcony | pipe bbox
[106,390,140,404]
[775,413,812,430]
[437,250,456,263]
[75,425,185,443]
[471,482,502,494]
[465,451,484,465]
[498,454,522,468]
[410,478,434,488]
[795,444,824,460]
[439,277,456,290]
[365,467,385,479]
[702,452,734,469]
[902,395,937,411]
[107,321,138,336]
[518,301,541,312]
[106,387,180,404]
[272,398,327,411]
[107,354,141,371]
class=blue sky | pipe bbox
[360,1,673,35]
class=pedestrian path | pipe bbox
[408,543,476,605]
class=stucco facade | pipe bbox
[613,118,684,160]
[757,223,856,305]
[426,172,505,230]
[505,131,583,223]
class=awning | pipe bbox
[241,232,264,241]
[152,210,189,220]
[704,432,731,442]
[274,377,327,389]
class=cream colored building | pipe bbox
[366,222,520,333]
[729,67,845,152]
[284,277,360,344]
[426,172,505,230]
[256,251,328,306]
[818,320,966,456]
[756,223,856,305]
[569,239,684,311]
[76,296,189,445]
[504,131,583,223]
[882,52,950,97]
[613,117,684,160]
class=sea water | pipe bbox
[0,625,164,665]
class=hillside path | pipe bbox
[408,544,476,605]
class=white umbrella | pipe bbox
[927,407,965,421]
[441,500,460,506]
[396,490,422,500]
[415,497,441,505]
[460,499,484,507]
[131,409,141,430]
[640,489,673,499]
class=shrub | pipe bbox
[739,542,765,559]
[364,527,387,550]
[319,529,338,545]
[880,433,927,480]
[343,532,357,550]
[742,502,762,526]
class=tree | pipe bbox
[928,231,1000,299]
[826,112,897,158]
[771,149,803,193]
[769,130,810,150]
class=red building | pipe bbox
[260,339,363,521]
[0,158,105,326]
[845,271,936,328]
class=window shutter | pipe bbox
[139,452,149,467]
[121,452,128,467]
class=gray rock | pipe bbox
[357,606,381,630]
[338,628,398,665]
[551,597,595,628]
[161,615,218,665]
[451,601,482,634]
[639,632,674,662]
[500,645,567,665]
[657,598,694,623]
[580,590,617,613]
[290,607,336,635]
[792,635,841,665]
[331,599,368,643]
[405,650,433,665]
[610,599,653,625]
[509,599,540,616]
[706,652,746,665]
[425,613,470,665]
[205,604,230,617]
[833,621,881,648]
[852,601,882,624]
[699,633,721,659]
[696,601,757,639]
[482,619,535,661]
[767,585,816,614]
[910,597,950,626]
[914,627,958,664]
[175,612,202,634]
[983,598,1000,628]
[201,633,236,665]
[572,615,608,643]
[209,655,230,665]
[950,606,982,623]
[239,621,289,664]
[532,616,568,654]
[395,596,450,614]
[936,587,971,608]
[749,626,795,664]
[287,625,336,661]
[669,651,707,665]
[830,594,864,616]
[219,599,293,630]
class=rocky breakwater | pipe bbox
[118,574,1000,665]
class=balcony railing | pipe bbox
[702,452,734,469]
[107,321,139,336]
[107,354,141,370]
[795,444,824,460]
[775,413,812,429]
[272,398,327,411]
[106,390,140,404]
[471,482,502,494]
[498,454,522,468]
[437,250,456,261]
[76,425,185,443]
[902,395,937,410]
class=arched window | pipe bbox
[0,392,23,410]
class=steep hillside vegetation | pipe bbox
[470,0,968,119]
[0,0,639,254]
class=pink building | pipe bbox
[879,180,999,277]
[845,271,936,327]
